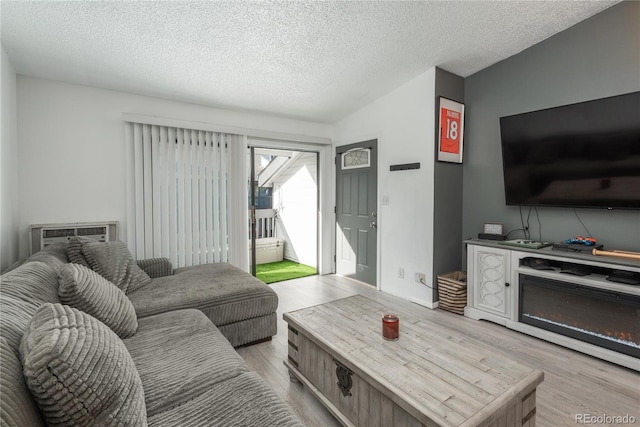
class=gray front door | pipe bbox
[336,140,377,286]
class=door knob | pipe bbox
[370,221,377,229]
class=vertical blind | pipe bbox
[125,122,247,269]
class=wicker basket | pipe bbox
[437,271,467,315]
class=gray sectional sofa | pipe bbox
[0,241,303,426]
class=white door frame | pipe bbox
[248,138,334,275]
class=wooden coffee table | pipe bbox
[284,295,543,427]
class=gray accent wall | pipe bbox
[463,2,640,253]
[433,68,464,299]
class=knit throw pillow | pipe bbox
[82,241,151,294]
[66,236,96,268]
[20,303,147,426]
[0,262,61,353]
[58,263,138,338]
[0,337,45,427]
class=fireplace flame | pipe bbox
[530,311,637,345]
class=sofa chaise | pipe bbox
[0,241,302,426]
[64,237,279,348]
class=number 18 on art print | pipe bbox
[438,97,465,163]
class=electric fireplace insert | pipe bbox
[519,274,640,358]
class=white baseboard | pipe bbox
[410,297,438,309]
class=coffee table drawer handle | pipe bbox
[333,358,353,397]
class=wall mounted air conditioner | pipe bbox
[30,221,119,255]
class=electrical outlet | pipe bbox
[415,272,426,284]
[398,268,404,278]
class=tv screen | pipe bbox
[500,91,640,209]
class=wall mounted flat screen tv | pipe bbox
[500,91,640,209]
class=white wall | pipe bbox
[1,46,19,270]
[333,67,436,304]
[16,76,333,259]
[273,152,318,267]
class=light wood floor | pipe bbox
[236,274,640,427]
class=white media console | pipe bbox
[464,239,640,371]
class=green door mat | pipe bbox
[256,260,317,284]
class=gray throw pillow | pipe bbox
[0,262,60,353]
[0,337,45,427]
[58,263,138,338]
[20,303,147,426]
[82,241,151,294]
[66,236,96,268]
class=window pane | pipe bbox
[342,149,370,169]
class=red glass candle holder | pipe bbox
[382,314,399,340]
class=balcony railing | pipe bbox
[250,209,277,239]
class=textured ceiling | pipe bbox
[1,1,618,123]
